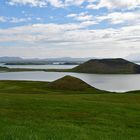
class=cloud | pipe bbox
[0,17,7,22]
[96,12,140,24]
[0,23,139,43]
[67,12,94,21]
[0,23,96,43]
[1,0,140,58]
[7,0,86,7]
[65,0,85,6]
[0,22,139,58]
[87,0,140,10]
[8,0,63,7]
[7,0,140,9]
[67,12,97,26]
[67,11,140,25]
[10,17,31,23]
[0,16,32,23]
[48,0,63,7]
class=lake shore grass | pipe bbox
[0,80,139,139]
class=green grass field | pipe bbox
[0,81,139,140]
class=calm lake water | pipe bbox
[0,71,140,92]
[0,64,77,69]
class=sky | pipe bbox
[0,0,140,58]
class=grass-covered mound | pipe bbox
[48,75,95,91]
[72,58,140,74]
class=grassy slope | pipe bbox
[0,81,139,140]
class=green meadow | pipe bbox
[0,80,139,140]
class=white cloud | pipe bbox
[67,14,77,18]
[10,17,31,23]
[67,11,140,25]
[80,20,97,26]
[8,0,47,7]
[86,4,98,9]
[87,0,96,2]
[8,0,86,7]
[7,0,140,9]
[65,0,85,6]
[0,17,7,22]
[48,0,63,7]
[97,12,140,24]
[87,0,140,9]
[67,12,97,26]
[8,0,63,7]
[0,16,32,23]
[67,12,93,21]
[0,23,139,44]
[0,23,139,58]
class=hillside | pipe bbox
[0,57,23,62]
[48,75,98,91]
[72,58,140,74]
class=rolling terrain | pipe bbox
[0,76,139,139]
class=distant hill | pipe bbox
[0,57,23,62]
[0,56,96,64]
[48,75,97,91]
[72,58,140,74]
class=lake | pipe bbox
[0,63,140,92]
[0,64,77,69]
[0,71,140,92]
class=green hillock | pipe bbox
[48,75,97,91]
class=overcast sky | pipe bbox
[0,0,140,58]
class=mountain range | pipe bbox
[0,56,96,64]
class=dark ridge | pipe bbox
[72,58,140,74]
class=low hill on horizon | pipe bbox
[72,58,140,74]
[0,56,96,64]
